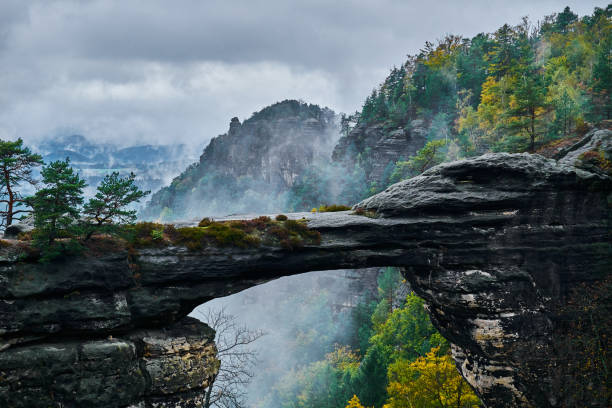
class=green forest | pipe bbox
[257,268,481,408]
[288,5,611,208]
[359,5,610,153]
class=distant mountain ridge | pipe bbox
[36,134,200,200]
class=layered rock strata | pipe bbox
[1,130,610,407]
[332,119,427,183]
[0,317,218,408]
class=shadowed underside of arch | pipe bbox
[1,137,611,407]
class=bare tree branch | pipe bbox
[193,306,266,408]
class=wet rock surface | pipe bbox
[1,131,610,407]
[0,317,218,408]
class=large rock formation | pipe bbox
[0,317,218,408]
[1,130,610,407]
[332,119,427,183]
[143,100,338,220]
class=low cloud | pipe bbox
[0,0,601,147]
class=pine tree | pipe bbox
[0,139,43,227]
[506,67,548,152]
[29,158,86,261]
[554,7,578,34]
[83,171,149,238]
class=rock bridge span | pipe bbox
[1,133,611,407]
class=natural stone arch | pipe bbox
[1,137,611,407]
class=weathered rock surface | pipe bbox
[3,214,34,239]
[332,119,427,183]
[0,317,218,407]
[143,100,338,219]
[1,132,610,407]
[555,128,612,164]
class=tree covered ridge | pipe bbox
[329,5,611,194]
[283,5,612,210]
[243,99,336,126]
[355,5,610,148]
[143,5,611,217]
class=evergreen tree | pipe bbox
[0,139,43,227]
[505,67,548,151]
[29,159,86,261]
[591,39,612,120]
[83,171,150,238]
[554,6,578,33]
[353,343,389,408]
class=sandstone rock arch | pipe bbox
[1,131,610,407]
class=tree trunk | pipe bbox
[456,380,463,407]
[204,375,216,408]
[530,109,536,153]
[3,169,13,226]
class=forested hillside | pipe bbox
[327,5,611,198]
[257,268,480,408]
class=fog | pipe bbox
[191,269,380,407]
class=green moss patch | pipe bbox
[14,215,322,254]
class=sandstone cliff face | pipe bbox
[143,100,337,219]
[1,131,610,407]
[0,317,218,408]
[332,119,427,183]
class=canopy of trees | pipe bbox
[356,5,610,156]
[267,268,481,408]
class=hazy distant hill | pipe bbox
[36,134,200,201]
[142,100,338,220]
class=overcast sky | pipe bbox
[0,0,605,147]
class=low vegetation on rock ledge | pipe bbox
[8,216,323,259]
[125,216,322,251]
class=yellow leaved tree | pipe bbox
[346,394,370,408]
[384,347,480,408]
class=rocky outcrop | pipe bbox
[1,131,610,407]
[332,119,427,183]
[0,317,218,408]
[143,100,338,219]
[3,214,34,239]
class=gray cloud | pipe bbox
[0,0,603,147]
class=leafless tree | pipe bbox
[193,307,266,408]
